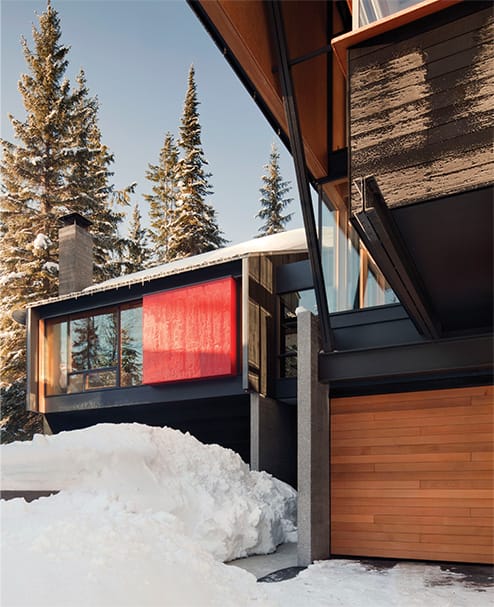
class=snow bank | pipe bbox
[1,424,296,562]
[1,423,297,606]
[2,492,276,607]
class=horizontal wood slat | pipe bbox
[349,3,494,210]
[331,385,494,564]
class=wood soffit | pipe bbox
[196,1,346,211]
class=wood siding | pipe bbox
[331,385,494,564]
[349,2,494,212]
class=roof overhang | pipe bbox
[190,0,350,211]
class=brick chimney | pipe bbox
[58,213,93,295]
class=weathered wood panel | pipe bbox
[349,3,494,212]
[247,253,305,396]
[331,385,494,564]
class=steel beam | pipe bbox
[319,333,493,383]
[351,176,440,338]
[266,0,334,352]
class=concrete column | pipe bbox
[250,392,296,487]
[297,309,330,566]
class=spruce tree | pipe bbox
[168,65,227,260]
[121,203,151,274]
[67,70,126,281]
[0,1,123,388]
[255,143,293,237]
[144,132,179,264]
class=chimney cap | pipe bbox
[59,212,92,229]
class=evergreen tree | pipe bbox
[0,1,124,387]
[168,65,227,260]
[255,143,293,237]
[144,132,179,263]
[66,70,126,281]
[121,203,151,274]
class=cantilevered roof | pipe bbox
[28,228,307,307]
[85,228,307,294]
[192,0,493,340]
[190,0,351,212]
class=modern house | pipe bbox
[26,219,315,486]
[188,0,493,565]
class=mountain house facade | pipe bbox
[188,0,493,566]
[24,0,493,568]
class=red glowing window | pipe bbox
[142,277,237,384]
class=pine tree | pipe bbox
[121,203,151,274]
[144,132,179,264]
[256,143,293,237]
[0,1,124,388]
[66,70,126,281]
[168,65,227,260]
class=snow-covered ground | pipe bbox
[1,423,491,607]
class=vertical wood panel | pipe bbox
[331,385,494,564]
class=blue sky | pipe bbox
[1,0,301,244]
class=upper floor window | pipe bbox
[355,0,423,27]
[320,200,398,313]
[44,302,142,396]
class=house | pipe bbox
[26,217,313,487]
[189,0,493,565]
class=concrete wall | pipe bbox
[250,393,297,488]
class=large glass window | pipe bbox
[320,199,398,312]
[356,0,423,27]
[45,302,142,395]
[279,289,317,378]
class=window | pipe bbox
[355,0,423,27]
[45,302,142,395]
[320,200,398,312]
[279,289,317,378]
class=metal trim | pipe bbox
[266,0,334,352]
[351,176,440,338]
[319,333,493,383]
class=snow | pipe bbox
[42,261,58,274]
[26,228,307,307]
[81,228,307,294]
[32,233,51,251]
[265,559,493,607]
[0,272,26,286]
[1,424,491,607]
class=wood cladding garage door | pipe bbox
[331,386,493,564]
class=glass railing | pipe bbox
[356,0,423,27]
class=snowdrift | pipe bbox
[1,423,296,562]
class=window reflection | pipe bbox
[279,290,317,378]
[357,0,422,27]
[120,305,142,387]
[45,303,142,395]
[320,200,397,312]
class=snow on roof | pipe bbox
[89,228,307,294]
[29,229,307,307]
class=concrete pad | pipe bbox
[228,542,298,579]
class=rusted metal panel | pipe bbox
[142,277,237,384]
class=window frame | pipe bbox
[43,301,142,397]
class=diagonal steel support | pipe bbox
[351,176,440,339]
[266,0,334,352]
